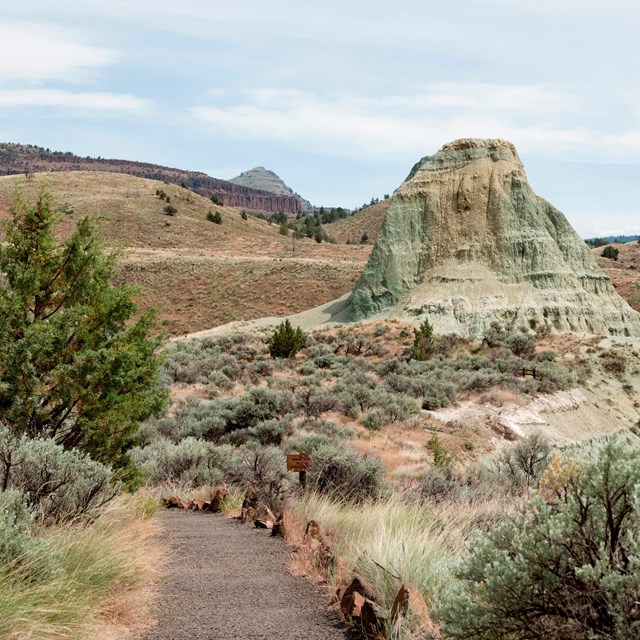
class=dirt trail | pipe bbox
[143,510,348,640]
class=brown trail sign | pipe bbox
[287,453,311,488]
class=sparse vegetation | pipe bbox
[207,210,222,224]
[602,244,620,260]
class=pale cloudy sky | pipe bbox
[1,1,638,237]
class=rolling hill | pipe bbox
[0,172,370,334]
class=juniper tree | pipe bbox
[409,318,434,360]
[0,185,167,475]
[268,320,306,359]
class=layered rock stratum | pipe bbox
[348,139,640,337]
[0,143,303,214]
[230,166,313,212]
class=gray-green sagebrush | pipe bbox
[437,435,640,639]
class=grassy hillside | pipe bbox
[0,172,369,334]
[592,241,640,312]
[326,199,390,244]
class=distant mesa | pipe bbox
[229,166,313,212]
[0,143,303,215]
[347,138,640,337]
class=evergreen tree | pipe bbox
[409,318,434,360]
[268,320,306,359]
[0,186,167,475]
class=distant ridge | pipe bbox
[0,143,303,214]
[585,235,639,244]
[229,166,313,212]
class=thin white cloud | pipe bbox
[0,89,151,112]
[384,83,575,113]
[190,86,600,159]
[0,24,115,83]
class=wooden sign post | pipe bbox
[287,452,311,488]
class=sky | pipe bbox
[0,1,639,237]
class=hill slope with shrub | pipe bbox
[0,172,369,334]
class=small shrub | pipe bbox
[410,319,434,360]
[493,432,552,492]
[132,437,222,486]
[601,245,619,260]
[428,433,452,468]
[361,410,385,431]
[308,444,384,502]
[164,204,177,215]
[417,466,462,503]
[207,210,222,224]
[268,320,306,359]
[240,210,248,220]
[0,431,116,523]
[0,490,54,579]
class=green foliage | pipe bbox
[163,204,177,215]
[308,444,385,502]
[240,210,248,220]
[207,210,222,224]
[132,437,223,486]
[0,429,117,523]
[410,318,434,361]
[492,432,552,492]
[210,193,222,206]
[428,433,452,468]
[279,222,289,236]
[0,186,167,475]
[438,436,640,639]
[602,245,619,260]
[268,320,306,359]
[361,410,385,430]
[360,232,369,244]
[0,490,54,579]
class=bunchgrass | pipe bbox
[0,494,162,640]
[289,492,506,609]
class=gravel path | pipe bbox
[143,510,349,640]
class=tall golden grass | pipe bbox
[288,493,506,609]
[0,493,163,640]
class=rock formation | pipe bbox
[348,139,640,337]
[230,166,313,212]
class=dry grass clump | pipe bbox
[0,494,163,640]
[288,492,506,610]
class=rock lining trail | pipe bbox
[143,510,349,640]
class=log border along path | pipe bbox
[143,509,349,640]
